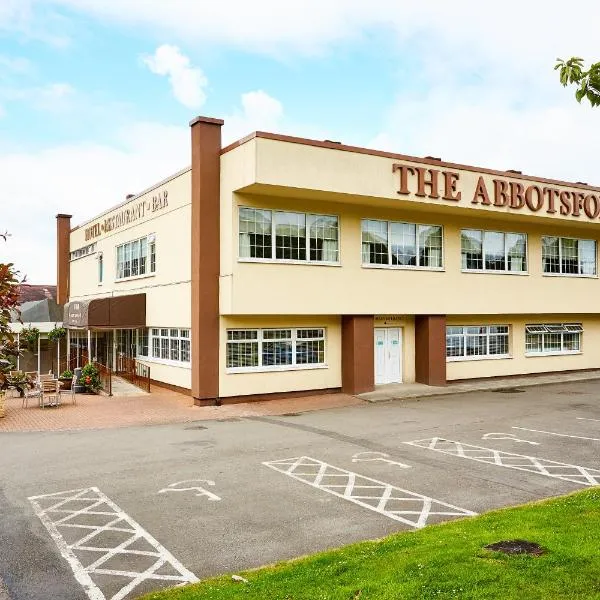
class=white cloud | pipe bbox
[0,82,76,112]
[142,44,207,109]
[223,90,284,143]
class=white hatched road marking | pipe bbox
[404,437,600,486]
[29,487,198,600]
[512,426,600,442]
[482,433,539,446]
[263,456,476,528]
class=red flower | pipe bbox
[85,376,91,384]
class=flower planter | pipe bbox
[58,377,72,391]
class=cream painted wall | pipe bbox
[446,314,599,380]
[373,316,416,383]
[218,315,341,397]
[137,357,191,389]
[221,192,600,316]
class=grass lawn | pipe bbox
[140,489,600,600]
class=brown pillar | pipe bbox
[190,116,224,406]
[415,315,447,386]
[341,315,374,394]
[56,214,72,305]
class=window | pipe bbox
[525,323,583,355]
[149,328,190,363]
[97,253,103,284]
[70,243,96,261]
[137,329,148,357]
[446,325,510,361]
[461,229,527,273]
[116,234,156,280]
[362,220,443,268]
[226,328,326,371]
[542,237,596,276]
[239,208,339,263]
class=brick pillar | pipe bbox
[56,214,72,305]
[190,116,224,406]
[415,315,447,386]
[341,315,374,394]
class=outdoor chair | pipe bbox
[40,380,60,408]
[39,373,53,383]
[23,385,42,408]
[59,376,77,405]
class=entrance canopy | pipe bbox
[63,294,146,329]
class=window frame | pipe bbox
[460,229,528,275]
[525,323,583,356]
[541,236,597,278]
[361,218,445,271]
[115,234,157,282]
[446,325,511,362]
[140,327,191,367]
[238,207,341,266]
[226,327,327,373]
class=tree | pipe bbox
[0,233,22,382]
[555,57,600,107]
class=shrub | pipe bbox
[80,363,101,392]
[60,369,73,379]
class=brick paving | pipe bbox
[0,388,362,433]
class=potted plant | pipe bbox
[80,363,101,393]
[20,326,40,351]
[59,369,74,391]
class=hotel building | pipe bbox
[57,116,600,405]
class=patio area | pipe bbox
[0,386,362,433]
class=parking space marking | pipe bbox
[576,417,600,423]
[482,433,539,445]
[29,487,198,600]
[263,456,476,528]
[513,426,600,442]
[351,451,411,469]
[404,438,600,486]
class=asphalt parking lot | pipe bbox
[1,380,599,600]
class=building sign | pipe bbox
[392,164,600,220]
[85,190,169,241]
[64,301,89,328]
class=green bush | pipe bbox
[80,363,101,392]
[60,369,73,379]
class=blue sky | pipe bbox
[1,0,599,282]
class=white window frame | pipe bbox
[541,236,597,278]
[97,252,104,286]
[525,323,583,357]
[226,327,327,373]
[238,207,340,266]
[361,218,444,271]
[141,327,191,368]
[446,325,511,362]
[460,229,528,275]
[115,234,157,282]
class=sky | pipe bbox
[1,0,599,283]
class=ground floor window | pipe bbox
[446,325,509,360]
[525,323,582,355]
[145,328,191,364]
[226,328,326,370]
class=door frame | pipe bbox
[374,326,403,385]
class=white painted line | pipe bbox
[404,438,600,486]
[577,417,600,423]
[29,487,198,600]
[351,451,411,469]
[512,426,600,442]
[482,433,539,445]
[263,456,476,529]
[158,479,221,501]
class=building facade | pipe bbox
[57,116,600,405]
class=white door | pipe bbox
[374,328,403,385]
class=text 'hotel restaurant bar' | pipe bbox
[56,116,600,405]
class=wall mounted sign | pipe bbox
[392,164,600,221]
[84,190,169,241]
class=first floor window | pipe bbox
[446,325,509,360]
[542,237,596,276]
[97,253,103,284]
[362,219,443,268]
[461,229,527,273]
[137,329,148,357]
[525,323,582,355]
[116,234,156,280]
[226,328,326,370]
[149,328,190,363]
[239,207,339,263]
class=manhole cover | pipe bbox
[492,387,526,393]
[485,540,544,556]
